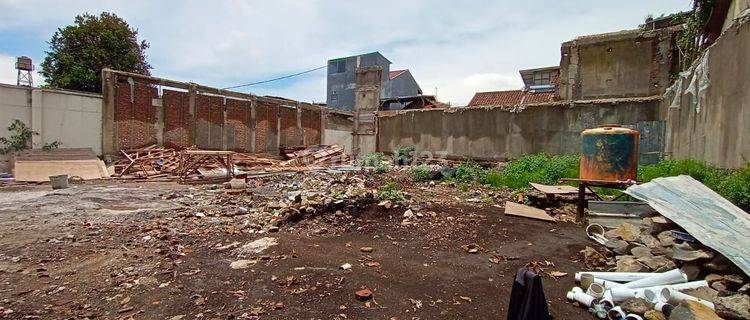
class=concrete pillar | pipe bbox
[30,89,43,148]
[249,99,256,152]
[296,103,303,145]
[188,83,197,146]
[153,98,164,146]
[320,107,327,145]
[101,70,117,154]
[352,66,381,158]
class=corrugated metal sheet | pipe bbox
[624,175,750,276]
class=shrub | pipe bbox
[408,165,430,182]
[360,152,388,173]
[361,152,385,167]
[498,153,579,189]
[638,159,726,190]
[395,146,416,165]
[718,165,750,210]
[454,161,487,183]
[377,182,406,202]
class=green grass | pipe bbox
[718,165,750,209]
[637,159,749,210]
[360,152,388,173]
[496,153,579,189]
[638,158,726,190]
[432,155,750,211]
[408,165,430,182]
[377,182,406,202]
[447,154,578,190]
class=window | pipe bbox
[532,71,551,86]
[330,60,346,74]
[330,90,338,101]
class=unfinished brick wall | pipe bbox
[279,106,300,148]
[195,94,224,149]
[225,98,251,151]
[115,80,157,149]
[162,90,190,149]
[301,108,322,145]
[103,71,327,154]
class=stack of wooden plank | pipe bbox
[113,145,179,178]
[12,148,109,182]
[282,145,350,166]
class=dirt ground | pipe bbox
[0,173,595,319]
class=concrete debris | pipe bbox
[621,297,653,315]
[355,288,373,302]
[644,310,667,320]
[237,237,278,255]
[714,294,750,319]
[230,259,257,269]
[669,300,722,320]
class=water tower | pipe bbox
[16,56,33,87]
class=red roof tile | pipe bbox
[467,90,554,107]
[389,69,407,80]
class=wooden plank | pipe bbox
[530,183,581,195]
[503,201,556,222]
[13,159,108,182]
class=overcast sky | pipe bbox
[0,0,690,106]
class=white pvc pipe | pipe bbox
[655,302,674,316]
[575,271,661,283]
[660,287,715,310]
[622,269,687,289]
[600,290,614,309]
[567,287,598,307]
[607,306,627,320]
[609,280,708,303]
[643,288,661,303]
[610,287,645,302]
[580,273,595,289]
[592,277,624,288]
[587,283,606,299]
[624,315,643,320]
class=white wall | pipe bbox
[0,84,102,172]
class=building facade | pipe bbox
[326,52,421,111]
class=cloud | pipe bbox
[0,0,691,104]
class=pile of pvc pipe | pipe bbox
[567,269,712,319]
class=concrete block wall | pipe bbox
[377,99,661,161]
[664,17,750,169]
[0,84,102,171]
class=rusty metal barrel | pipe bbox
[580,125,639,182]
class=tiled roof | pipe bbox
[389,69,407,80]
[467,90,555,107]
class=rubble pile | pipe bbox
[113,144,351,181]
[570,216,749,319]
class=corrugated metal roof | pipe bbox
[624,175,750,276]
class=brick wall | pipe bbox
[279,105,300,148]
[163,90,190,149]
[225,98,251,151]
[115,79,157,149]
[302,108,322,145]
[105,72,326,154]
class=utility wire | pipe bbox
[222,65,327,90]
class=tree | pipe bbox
[40,12,151,93]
